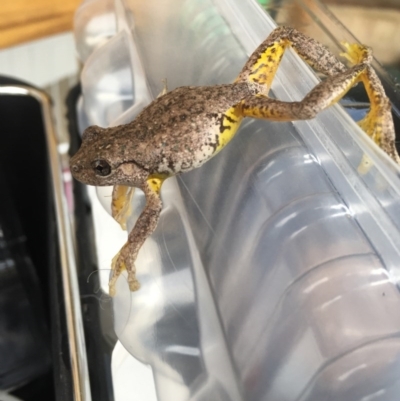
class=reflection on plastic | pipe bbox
[74,0,117,63]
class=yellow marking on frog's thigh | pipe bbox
[215,106,243,154]
[112,185,134,231]
[329,72,364,105]
[147,174,168,194]
[358,110,382,143]
[241,64,366,122]
[340,43,385,145]
[357,74,385,143]
[240,96,294,121]
[236,39,287,90]
[341,46,399,164]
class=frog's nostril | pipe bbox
[71,164,81,173]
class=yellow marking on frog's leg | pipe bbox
[361,75,399,163]
[235,39,287,90]
[147,173,168,193]
[340,42,372,66]
[239,38,399,165]
[236,26,346,93]
[214,106,243,154]
[341,42,399,164]
[109,248,128,297]
[239,63,366,122]
[108,176,166,296]
[357,83,399,164]
[112,185,134,231]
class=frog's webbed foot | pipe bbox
[108,176,165,296]
[340,42,372,66]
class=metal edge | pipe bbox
[0,85,92,401]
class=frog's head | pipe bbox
[70,125,148,187]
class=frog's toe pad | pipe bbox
[108,252,127,296]
[128,278,141,292]
[357,154,374,175]
[340,42,372,65]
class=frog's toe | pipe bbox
[340,42,372,65]
[124,252,140,292]
[111,250,125,273]
[108,266,121,297]
[109,282,117,297]
[108,249,126,296]
[110,245,141,293]
[128,272,141,292]
[357,153,374,175]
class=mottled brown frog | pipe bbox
[70,26,399,296]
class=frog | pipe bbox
[70,26,399,296]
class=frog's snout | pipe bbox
[69,154,84,179]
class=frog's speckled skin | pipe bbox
[70,26,399,295]
[71,83,250,184]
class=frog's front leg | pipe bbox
[109,176,165,296]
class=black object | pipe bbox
[0,167,51,390]
[0,76,116,401]
[0,76,63,400]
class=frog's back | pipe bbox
[126,83,250,174]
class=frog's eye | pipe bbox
[91,160,111,176]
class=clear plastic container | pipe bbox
[74,0,117,63]
[73,0,400,400]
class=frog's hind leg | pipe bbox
[235,26,346,93]
[237,28,399,164]
[341,43,399,163]
[240,62,369,127]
